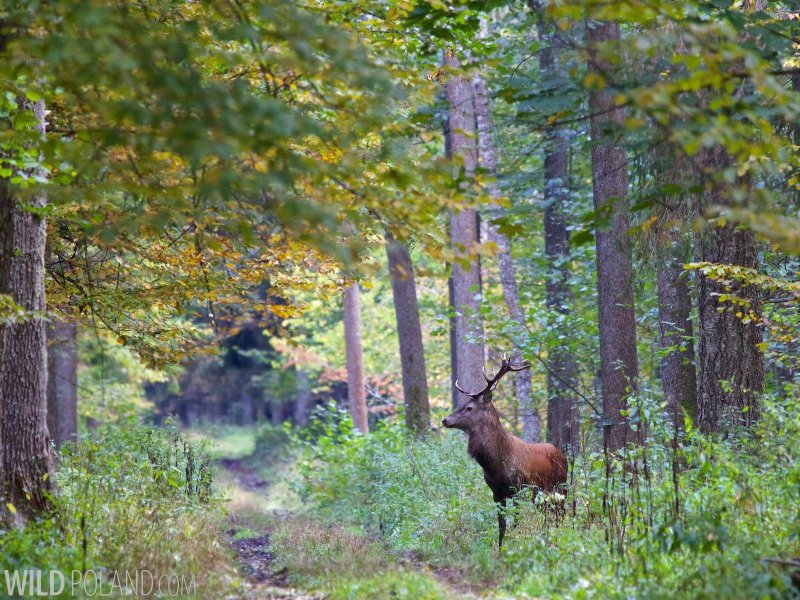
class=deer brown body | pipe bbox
[443,359,567,547]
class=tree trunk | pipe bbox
[472,74,540,442]
[47,319,78,449]
[386,235,431,436]
[657,249,698,426]
[653,150,698,427]
[695,147,764,433]
[293,369,312,428]
[343,281,369,433]
[448,277,460,409]
[446,50,485,401]
[587,21,639,452]
[0,98,54,525]
[539,26,580,452]
[444,114,460,410]
[270,397,286,426]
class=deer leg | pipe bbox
[495,495,507,548]
[498,504,506,548]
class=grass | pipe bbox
[187,425,258,460]
[197,398,800,598]
[270,518,455,599]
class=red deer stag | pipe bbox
[442,358,567,547]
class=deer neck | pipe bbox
[467,405,512,474]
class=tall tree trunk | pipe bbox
[444,114,461,410]
[654,150,698,427]
[539,23,580,452]
[0,98,54,526]
[448,277,460,409]
[657,247,697,427]
[386,235,431,436]
[343,281,369,433]
[587,21,639,452]
[47,319,78,449]
[695,147,764,433]
[473,74,540,442]
[293,369,312,428]
[270,397,286,426]
[446,50,485,400]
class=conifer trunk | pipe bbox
[695,147,764,433]
[540,27,580,452]
[587,21,639,452]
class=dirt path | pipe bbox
[220,459,325,599]
[218,458,491,599]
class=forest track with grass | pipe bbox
[218,454,324,599]
[214,430,487,599]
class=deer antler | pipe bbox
[454,379,470,395]
[454,356,531,399]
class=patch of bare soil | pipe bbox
[226,527,326,599]
[228,532,282,585]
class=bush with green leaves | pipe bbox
[1,421,233,597]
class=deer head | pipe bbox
[442,356,531,432]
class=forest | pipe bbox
[1,0,799,598]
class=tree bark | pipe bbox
[657,249,697,426]
[472,74,540,442]
[653,150,697,428]
[343,281,369,433]
[446,50,485,401]
[386,236,431,436]
[587,21,639,452]
[47,319,78,449]
[539,26,580,453]
[293,369,312,428]
[695,147,764,433]
[0,98,54,525]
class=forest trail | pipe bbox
[220,458,325,599]
[217,455,488,599]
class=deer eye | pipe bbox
[465,405,473,412]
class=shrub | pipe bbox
[0,420,234,598]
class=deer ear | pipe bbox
[480,391,493,404]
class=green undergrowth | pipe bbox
[1,420,236,598]
[285,399,800,599]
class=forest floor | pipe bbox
[206,427,489,599]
